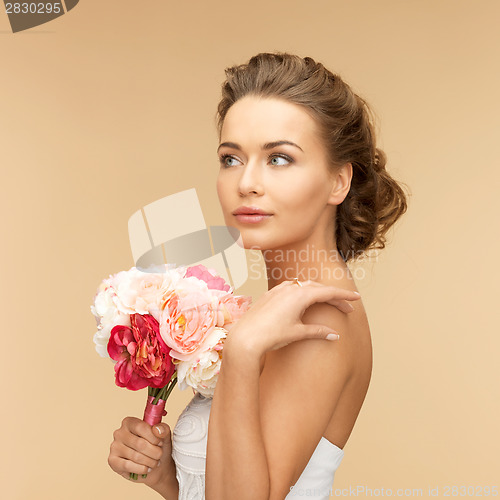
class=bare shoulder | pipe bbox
[260,276,363,392]
[260,272,371,375]
[299,274,373,386]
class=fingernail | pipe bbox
[158,440,164,447]
[157,460,161,467]
[353,291,361,296]
[326,333,340,341]
[147,467,152,473]
[155,425,163,435]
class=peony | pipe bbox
[174,327,227,398]
[181,264,239,330]
[216,292,253,325]
[91,280,130,358]
[184,264,231,292]
[107,313,175,391]
[159,277,220,362]
[91,279,118,327]
[110,265,185,322]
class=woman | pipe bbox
[107,52,409,499]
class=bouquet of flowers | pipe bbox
[90,263,252,480]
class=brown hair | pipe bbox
[215,51,410,263]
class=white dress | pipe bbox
[172,391,345,500]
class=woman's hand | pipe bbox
[225,279,361,356]
[108,417,176,489]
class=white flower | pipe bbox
[111,265,183,321]
[174,327,227,398]
[92,311,129,359]
[90,279,128,357]
[93,327,113,358]
[90,279,115,327]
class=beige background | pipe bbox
[1,1,499,499]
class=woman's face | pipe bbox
[216,95,349,252]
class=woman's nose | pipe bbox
[237,162,264,195]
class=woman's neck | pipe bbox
[263,241,349,290]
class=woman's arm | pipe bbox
[206,345,269,499]
[205,300,354,500]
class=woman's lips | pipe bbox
[234,214,273,224]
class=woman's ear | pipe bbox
[328,162,353,205]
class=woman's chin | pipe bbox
[235,234,271,251]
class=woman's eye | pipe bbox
[269,154,292,166]
[219,154,240,168]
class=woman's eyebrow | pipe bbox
[217,140,304,153]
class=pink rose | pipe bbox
[107,313,176,391]
[184,264,231,292]
[159,282,219,362]
[217,293,252,326]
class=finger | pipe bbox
[299,283,357,312]
[302,323,341,340]
[327,299,356,313]
[122,432,164,463]
[114,454,153,477]
[295,280,361,298]
[151,423,171,446]
[129,419,165,447]
[121,441,162,471]
[152,425,173,458]
[312,281,361,298]
[300,285,360,309]
[110,448,155,478]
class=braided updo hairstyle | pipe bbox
[215,52,409,263]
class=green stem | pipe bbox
[151,386,163,405]
[165,376,178,400]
